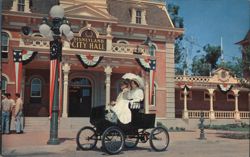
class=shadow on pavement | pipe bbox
[4,152,58,157]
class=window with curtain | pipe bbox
[1,76,7,94]
[1,32,9,59]
[31,78,42,97]
[18,0,25,12]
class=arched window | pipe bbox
[149,45,156,56]
[18,0,25,12]
[1,32,9,59]
[1,76,7,94]
[31,78,42,97]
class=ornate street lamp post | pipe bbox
[39,5,73,145]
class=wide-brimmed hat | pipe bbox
[131,76,144,89]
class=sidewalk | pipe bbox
[1,129,249,157]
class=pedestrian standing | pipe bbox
[7,93,16,132]
[15,93,24,134]
[1,94,12,134]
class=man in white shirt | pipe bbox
[1,94,12,134]
[15,93,23,134]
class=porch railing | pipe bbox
[214,111,235,119]
[188,110,210,119]
[240,111,250,119]
[187,110,250,119]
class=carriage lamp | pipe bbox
[39,5,73,145]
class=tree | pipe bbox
[191,44,221,76]
[203,44,221,70]
[191,56,210,76]
[174,35,186,75]
[219,57,243,78]
[167,4,184,28]
[167,3,185,75]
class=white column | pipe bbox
[208,88,215,120]
[165,41,175,119]
[233,89,240,120]
[11,0,18,11]
[182,88,189,119]
[131,8,136,23]
[144,72,149,114]
[141,10,147,24]
[104,66,112,107]
[24,0,31,13]
[62,63,70,118]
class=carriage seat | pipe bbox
[128,101,144,110]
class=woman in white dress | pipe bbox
[107,80,132,124]
[127,79,144,109]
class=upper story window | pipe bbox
[1,76,7,94]
[136,10,142,24]
[31,78,42,97]
[1,32,9,59]
[18,0,25,12]
[130,8,147,25]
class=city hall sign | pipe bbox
[70,29,106,51]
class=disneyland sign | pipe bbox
[70,29,106,51]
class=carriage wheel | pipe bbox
[149,126,169,151]
[124,133,139,148]
[101,126,124,155]
[76,126,98,150]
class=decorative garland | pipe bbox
[76,54,103,68]
[13,50,37,65]
[177,82,193,91]
[135,58,156,72]
[22,51,38,65]
[217,84,233,94]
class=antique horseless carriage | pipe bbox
[76,104,170,155]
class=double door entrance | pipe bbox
[69,77,92,117]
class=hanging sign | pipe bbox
[70,29,106,51]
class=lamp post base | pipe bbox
[47,138,60,145]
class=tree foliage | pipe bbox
[203,44,221,70]
[191,56,210,76]
[191,44,221,76]
[219,57,243,78]
[167,3,184,28]
[167,3,185,75]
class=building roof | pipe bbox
[236,29,250,45]
[107,0,173,28]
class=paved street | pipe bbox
[1,129,249,157]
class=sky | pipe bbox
[166,0,249,63]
